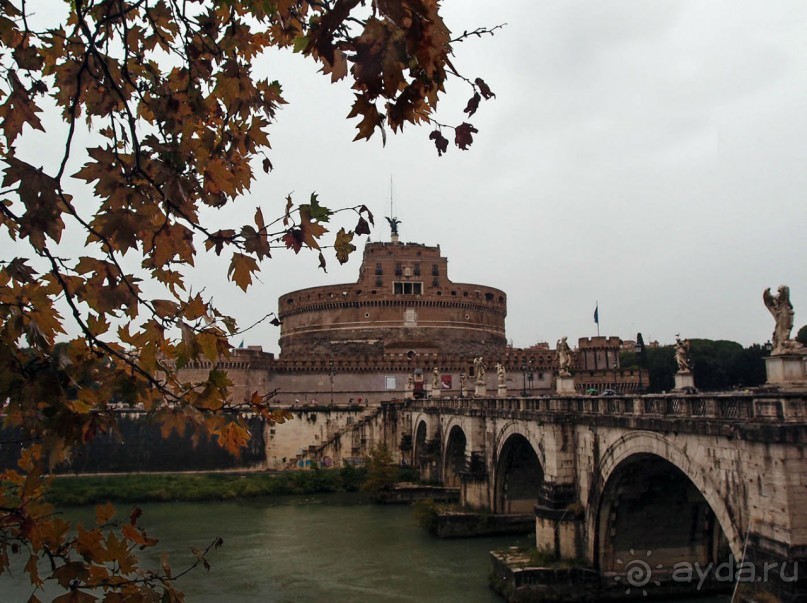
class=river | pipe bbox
[3,494,730,602]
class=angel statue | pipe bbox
[674,335,691,373]
[385,216,401,236]
[473,356,486,384]
[763,285,804,355]
[495,362,506,387]
[556,337,572,377]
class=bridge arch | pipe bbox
[493,425,544,514]
[443,424,467,488]
[413,415,443,482]
[587,432,741,574]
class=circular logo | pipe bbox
[614,549,663,596]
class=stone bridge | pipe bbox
[385,393,807,601]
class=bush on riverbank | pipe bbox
[47,466,369,506]
[47,463,421,506]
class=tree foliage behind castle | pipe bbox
[0,0,496,598]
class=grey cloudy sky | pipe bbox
[10,1,807,354]
[209,0,806,354]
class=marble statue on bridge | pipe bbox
[496,363,506,386]
[474,356,486,384]
[432,367,441,398]
[764,285,805,355]
[675,335,691,373]
[556,337,572,377]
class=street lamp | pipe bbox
[635,333,645,394]
[527,359,534,395]
[459,370,466,397]
[329,361,335,405]
[521,361,528,397]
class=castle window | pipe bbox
[432,264,439,276]
[485,292,494,302]
[375,277,383,287]
[395,263,402,276]
[414,263,421,276]
[375,263,383,275]
[432,278,440,287]
[393,281,422,295]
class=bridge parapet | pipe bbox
[406,393,807,425]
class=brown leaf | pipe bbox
[347,95,383,142]
[228,253,260,291]
[334,228,356,264]
[463,92,481,117]
[475,77,496,99]
[454,122,478,150]
[429,129,449,156]
[355,216,371,236]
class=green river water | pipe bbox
[2,494,731,602]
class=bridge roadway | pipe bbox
[383,392,807,601]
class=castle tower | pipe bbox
[277,242,507,358]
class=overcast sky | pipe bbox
[10,1,807,354]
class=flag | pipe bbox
[594,304,599,325]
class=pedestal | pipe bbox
[765,355,807,389]
[475,382,487,397]
[431,385,441,399]
[497,385,508,397]
[556,375,576,396]
[673,372,695,391]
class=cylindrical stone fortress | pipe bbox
[278,242,507,358]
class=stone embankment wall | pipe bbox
[0,411,267,473]
[265,406,380,469]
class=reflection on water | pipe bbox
[3,493,731,602]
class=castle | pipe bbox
[177,236,643,405]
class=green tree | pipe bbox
[635,340,768,393]
[797,325,807,346]
[0,1,496,599]
[642,346,676,393]
[362,442,398,494]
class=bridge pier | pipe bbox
[534,484,583,560]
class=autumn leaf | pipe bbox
[228,253,260,291]
[334,228,356,264]
[347,94,383,142]
[355,216,371,236]
[429,129,449,156]
[464,92,481,117]
[475,77,496,99]
[0,72,45,144]
[216,422,251,456]
[96,502,116,526]
[454,122,479,150]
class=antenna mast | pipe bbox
[386,175,401,243]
